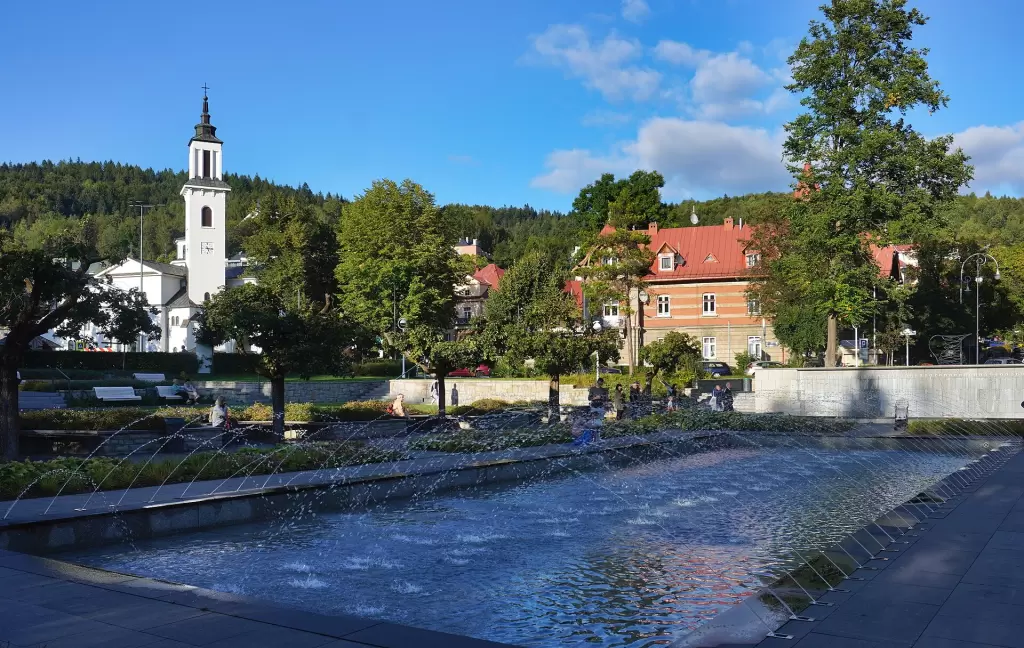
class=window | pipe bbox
[203,292,211,302]
[600,256,618,266]
[200,242,214,255]
[202,150,211,178]
[657,295,670,317]
[748,336,762,358]
[201,206,213,228]
[747,299,760,315]
[702,337,716,359]
[746,253,761,268]
[659,255,673,271]
[603,302,619,317]
[462,306,472,321]
[702,293,716,315]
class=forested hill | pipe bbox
[2,160,1023,269]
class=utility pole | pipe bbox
[129,202,164,351]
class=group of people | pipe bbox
[587,378,682,420]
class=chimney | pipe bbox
[472,238,478,246]
[723,217,734,230]
[648,221,658,236]
[738,218,743,230]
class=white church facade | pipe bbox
[75,93,253,355]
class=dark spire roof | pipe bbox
[190,88,222,144]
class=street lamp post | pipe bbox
[129,201,163,352]
[960,251,1001,364]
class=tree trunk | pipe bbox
[548,374,559,422]
[0,355,20,460]
[825,314,839,368]
[437,375,447,418]
[271,375,286,440]
[625,314,635,376]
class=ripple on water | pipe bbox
[456,533,507,543]
[391,580,424,594]
[282,562,312,573]
[288,575,328,589]
[341,557,404,570]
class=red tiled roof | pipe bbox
[473,263,506,291]
[564,279,584,307]
[869,243,913,280]
[644,222,753,282]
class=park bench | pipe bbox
[133,372,166,382]
[155,385,183,401]
[93,386,142,402]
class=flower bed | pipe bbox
[0,441,402,500]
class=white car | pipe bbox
[746,361,785,376]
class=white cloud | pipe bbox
[526,24,661,101]
[532,117,789,197]
[581,110,633,127]
[953,122,1024,193]
[621,0,651,23]
[653,39,789,118]
[653,40,710,66]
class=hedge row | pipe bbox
[19,407,208,431]
[22,350,199,374]
[908,419,1024,436]
[0,442,403,500]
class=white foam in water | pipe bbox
[282,562,312,573]
[289,574,328,589]
[352,604,386,616]
[547,531,571,538]
[627,516,658,526]
[673,498,697,507]
[443,555,471,565]
[391,580,424,594]
[342,556,404,570]
[456,533,507,543]
[213,583,246,595]
[392,534,436,545]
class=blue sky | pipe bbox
[2,0,1022,211]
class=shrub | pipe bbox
[0,441,403,500]
[734,351,755,375]
[19,406,209,431]
[352,360,402,377]
[22,350,199,374]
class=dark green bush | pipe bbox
[211,352,262,375]
[19,406,208,431]
[352,360,402,377]
[22,350,199,374]
[0,441,402,500]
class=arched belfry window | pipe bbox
[204,292,211,302]
[201,206,213,228]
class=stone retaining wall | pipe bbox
[752,366,1024,419]
[387,378,591,406]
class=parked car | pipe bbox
[598,366,623,374]
[447,364,492,378]
[984,358,1022,365]
[702,361,732,377]
[746,360,785,376]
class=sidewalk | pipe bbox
[755,448,1024,647]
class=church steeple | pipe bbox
[190,85,222,144]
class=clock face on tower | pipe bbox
[200,242,214,255]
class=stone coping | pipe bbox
[0,547,518,647]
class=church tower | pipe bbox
[181,89,230,305]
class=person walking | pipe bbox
[666,383,677,412]
[722,382,735,412]
[612,384,626,420]
[429,380,439,405]
[710,384,724,412]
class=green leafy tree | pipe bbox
[198,284,356,438]
[607,170,666,228]
[0,217,158,458]
[639,332,702,391]
[577,227,655,375]
[480,251,566,359]
[405,330,480,417]
[755,0,972,366]
[335,179,463,363]
[239,192,340,304]
[573,173,625,231]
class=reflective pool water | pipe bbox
[67,438,977,647]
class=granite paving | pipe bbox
[747,445,1024,648]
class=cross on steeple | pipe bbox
[201,83,210,98]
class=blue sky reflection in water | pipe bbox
[68,442,975,647]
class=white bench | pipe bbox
[133,373,166,382]
[93,386,142,402]
[155,385,183,401]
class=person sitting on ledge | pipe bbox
[387,393,409,419]
[178,377,200,405]
[210,396,229,428]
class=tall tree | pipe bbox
[576,227,655,375]
[607,170,666,228]
[198,284,356,438]
[573,174,625,231]
[239,192,340,304]
[0,217,157,459]
[405,330,480,418]
[335,179,464,364]
[755,0,972,366]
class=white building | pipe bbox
[75,93,253,355]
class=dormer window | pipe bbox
[746,253,761,268]
[659,255,673,271]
